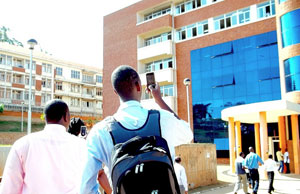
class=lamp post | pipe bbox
[21,101,24,132]
[183,78,191,127]
[27,39,37,135]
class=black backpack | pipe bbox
[107,110,181,194]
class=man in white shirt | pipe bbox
[174,156,188,194]
[284,149,290,173]
[80,65,193,194]
[264,154,277,194]
[0,99,86,194]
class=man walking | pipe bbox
[0,100,86,194]
[80,65,193,194]
[174,156,188,194]
[233,152,249,194]
[276,148,284,173]
[264,154,277,194]
[284,149,290,173]
[245,147,264,194]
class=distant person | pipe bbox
[0,99,86,194]
[284,149,290,173]
[276,148,284,173]
[174,156,188,194]
[68,117,87,137]
[245,147,264,194]
[264,154,277,194]
[233,152,249,194]
[80,65,193,193]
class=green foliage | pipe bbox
[0,104,4,113]
[0,121,44,132]
[0,26,24,47]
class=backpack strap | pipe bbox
[108,110,161,145]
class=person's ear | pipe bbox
[135,81,141,92]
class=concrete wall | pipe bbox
[0,146,11,177]
[175,143,217,189]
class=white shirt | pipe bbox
[284,152,290,163]
[80,100,193,194]
[264,158,277,172]
[0,124,86,194]
[174,162,188,191]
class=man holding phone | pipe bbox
[80,65,193,194]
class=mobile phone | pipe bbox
[80,126,87,136]
[146,72,155,88]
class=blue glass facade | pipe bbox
[281,8,300,47]
[190,31,281,146]
[285,55,300,92]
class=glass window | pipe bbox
[257,0,275,19]
[71,70,80,79]
[56,67,63,76]
[285,55,300,92]
[160,85,174,97]
[56,82,63,90]
[144,6,171,21]
[238,8,250,24]
[96,75,102,83]
[281,8,300,47]
[6,56,12,66]
[144,32,171,47]
[185,1,193,11]
[0,54,6,65]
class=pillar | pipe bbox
[278,116,287,151]
[291,115,300,174]
[254,123,261,157]
[235,121,242,155]
[259,112,268,161]
[229,117,236,173]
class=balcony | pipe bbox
[138,40,173,62]
[141,96,177,113]
[139,68,175,86]
[82,93,94,99]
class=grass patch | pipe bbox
[0,121,45,132]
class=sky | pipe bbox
[0,0,141,68]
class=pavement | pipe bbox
[189,165,300,194]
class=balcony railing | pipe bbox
[139,68,175,86]
[138,40,173,61]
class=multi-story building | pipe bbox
[103,0,300,173]
[0,42,103,119]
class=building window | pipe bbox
[71,84,80,93]
[0,54,6,65]
[145,32,171,47]
[160,85,174,97]
[41,93,51,104]
[285,55,300,92]
[144,7,171,21]
[96,75,102,83]
[13,74,23,84]
[176,20,208,41]
[25,60,36,70]
[13,58,24,68]
[6,56,12,66]
[71,70,80,79]
[83,74,94,83]
[71,98,80,107]
[25,76,35,86]
[56,67,63,76]
[42,63,52,73]
[96,88,102,96]
[56,82,63,90]
[238,8,250,24]
[13,90,23,100]
[214,11,238,31]
[82,100,92,108]
[145,58,173,73]
[257,0,275,19]
[175,0,209,15]
[281,8,300,48]
[0,72,5,81]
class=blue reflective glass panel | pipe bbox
[281,9,300,47]
[284,55,300,92]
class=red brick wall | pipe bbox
[35,95,41,106]
[12,83,25,89]
[103,0,277,120]
[36,80,42,91]
[12,67,25,73]
[36,64,42,75]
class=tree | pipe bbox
[0,26,24,47]
[0,104,4,113]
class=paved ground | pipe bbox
[190,165,300,194]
